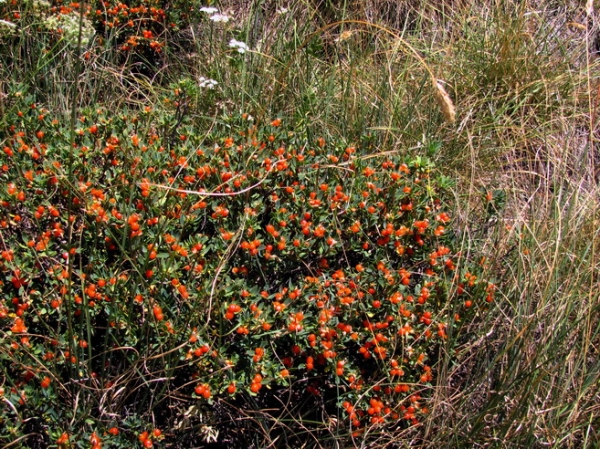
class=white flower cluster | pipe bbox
[32,0,51,11]
[198,76,218,89]
[229,38,249,54]
[199,6,218,14]
[210,13,229,23]
[43,13,95,48]
[0,19,17,38]
[198,5,249,54]
[0,19,16,28]
[199,6,230,23]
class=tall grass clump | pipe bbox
[0,0,599,448]
[414,1,600,448]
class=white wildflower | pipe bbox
[199,6,218,14]
[229,39,249,54]
[0,19,17,37]
[0,19,16,28]
[209,13,230,23]
[43,13,95,48]
[276,7,289,14]
[198,77,218,89]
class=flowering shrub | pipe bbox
[0,84,494,446]
[90,0,197,58]
[0,0,206,73]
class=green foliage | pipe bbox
[0,87,493,446]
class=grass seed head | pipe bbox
[433,79,456,124]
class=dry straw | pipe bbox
[586,0,593,17]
